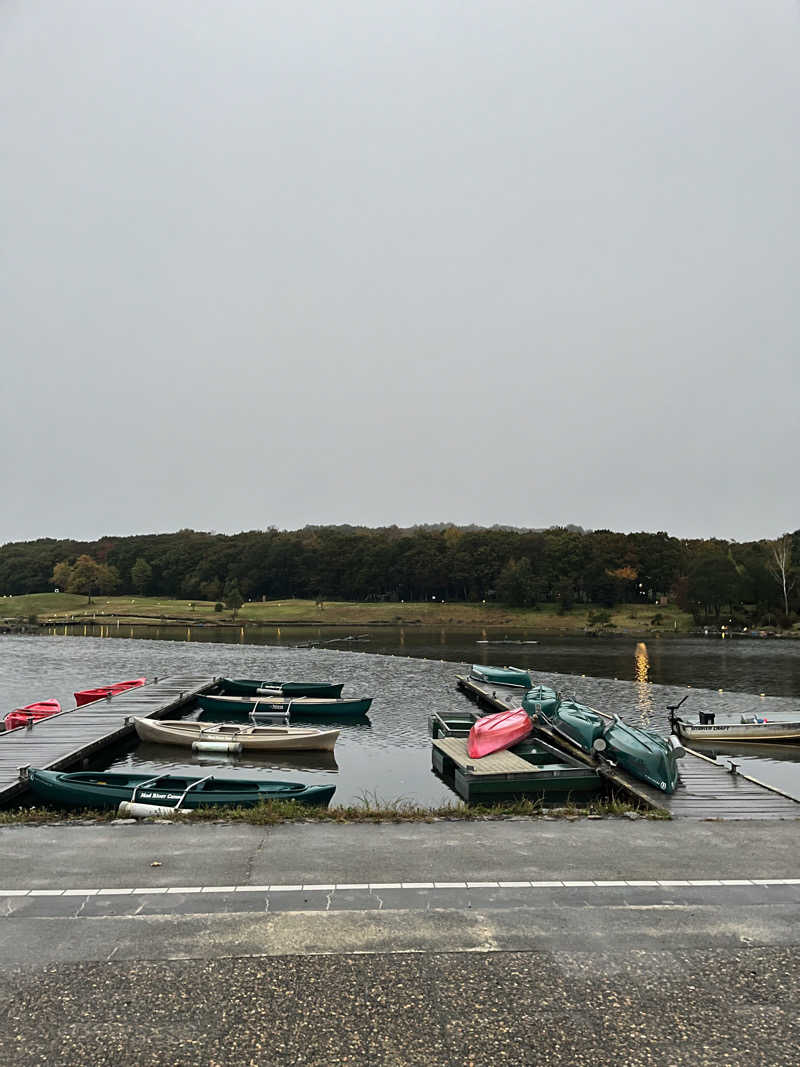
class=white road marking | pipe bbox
[0,878,795,898]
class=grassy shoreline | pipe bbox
[0,795,666,825]
[3,592,693,635]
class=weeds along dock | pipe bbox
[456,675,800,819]
[0,676,215,807]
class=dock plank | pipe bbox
[432,737,533,775]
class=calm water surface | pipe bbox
[4,630,800,804]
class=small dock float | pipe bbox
[0,675,215,808]
[432,734,600,802]
[456,675,800,819]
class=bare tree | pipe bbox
[767,534,795,616]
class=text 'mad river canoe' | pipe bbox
[218,678,344,699]
[22,768,335,814]
[4,700,61,731]
[74,678,146,706]
[467,709,532,759]
[198,693,373,719]
[468,665,533,689]
[133,717,339,753]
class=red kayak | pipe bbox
[5,699,61,731]
[74,678,146,706]
[467,708,532,759]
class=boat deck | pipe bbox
[0,675,215,807]
[456,675,800,820]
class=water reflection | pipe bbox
[634,642,653,727]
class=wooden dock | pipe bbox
[432,735,600,801]
[456,675,800,819]
[0,675,215,807]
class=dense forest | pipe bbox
[0,525,797,626]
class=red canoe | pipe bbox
[5,699,61,731]
[74,678,146,706]
[467,708,532,759]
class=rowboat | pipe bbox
[5,699,61,731]
[468,665,533,689]
[23,768,335,813]
[198,694,373,719]
[74,678,146,706]
[133,717,339,752]
[467,708,532,758]
[525,693,682,794]
[218,678,344,699]
[670,713,800,745]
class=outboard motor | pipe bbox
[699,711,715,726]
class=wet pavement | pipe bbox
[2,820,800,1063]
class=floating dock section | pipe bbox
[0,675,214,807]
[456,674,800,819]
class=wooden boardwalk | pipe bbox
[0,675,214,807]
[456,675,800,820]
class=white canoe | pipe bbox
[673,716,800,744]
[133,717,339,752]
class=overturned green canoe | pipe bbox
[218,678,344,699]
[24,769,336,811]
[469,665,533,689]
[198,694,373,719]
[523,693,680,794]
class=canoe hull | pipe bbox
[26,769,335,810]
[198,694,372,719]
[469,665,533,689]
[603,721,679,793]
[5,700,61,731]
[133,717,339,752]
[467,709,532,758]
[674,719,800,744]
[218,678,344,699]
[528,696,680,794]
[75,679,146,706]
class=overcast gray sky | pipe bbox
[2,0,798,545]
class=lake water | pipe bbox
[4,629,800,805]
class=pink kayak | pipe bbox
[5,699,61,731]
[74,678,146,706]
[467,708,532,759]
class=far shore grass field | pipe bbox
[2,592,694,634]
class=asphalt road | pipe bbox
[2,819,800,1066]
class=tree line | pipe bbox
[0,525,797,625]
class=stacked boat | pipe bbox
[521,687,682,794]
[464,667,683,795]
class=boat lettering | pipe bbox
[140,792,181,801]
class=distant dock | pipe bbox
[456,675,800,819]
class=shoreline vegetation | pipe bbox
[2,592,700,636]
[0,795,665,825]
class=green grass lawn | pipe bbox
[2,592,693,632]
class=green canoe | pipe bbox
[198,694,373,719]
[25,769,335,811]
[521,685,560,720]
[469,665,533,689]
[218,678,344,699]
[601,719,680,794]
[525,693,679,794]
